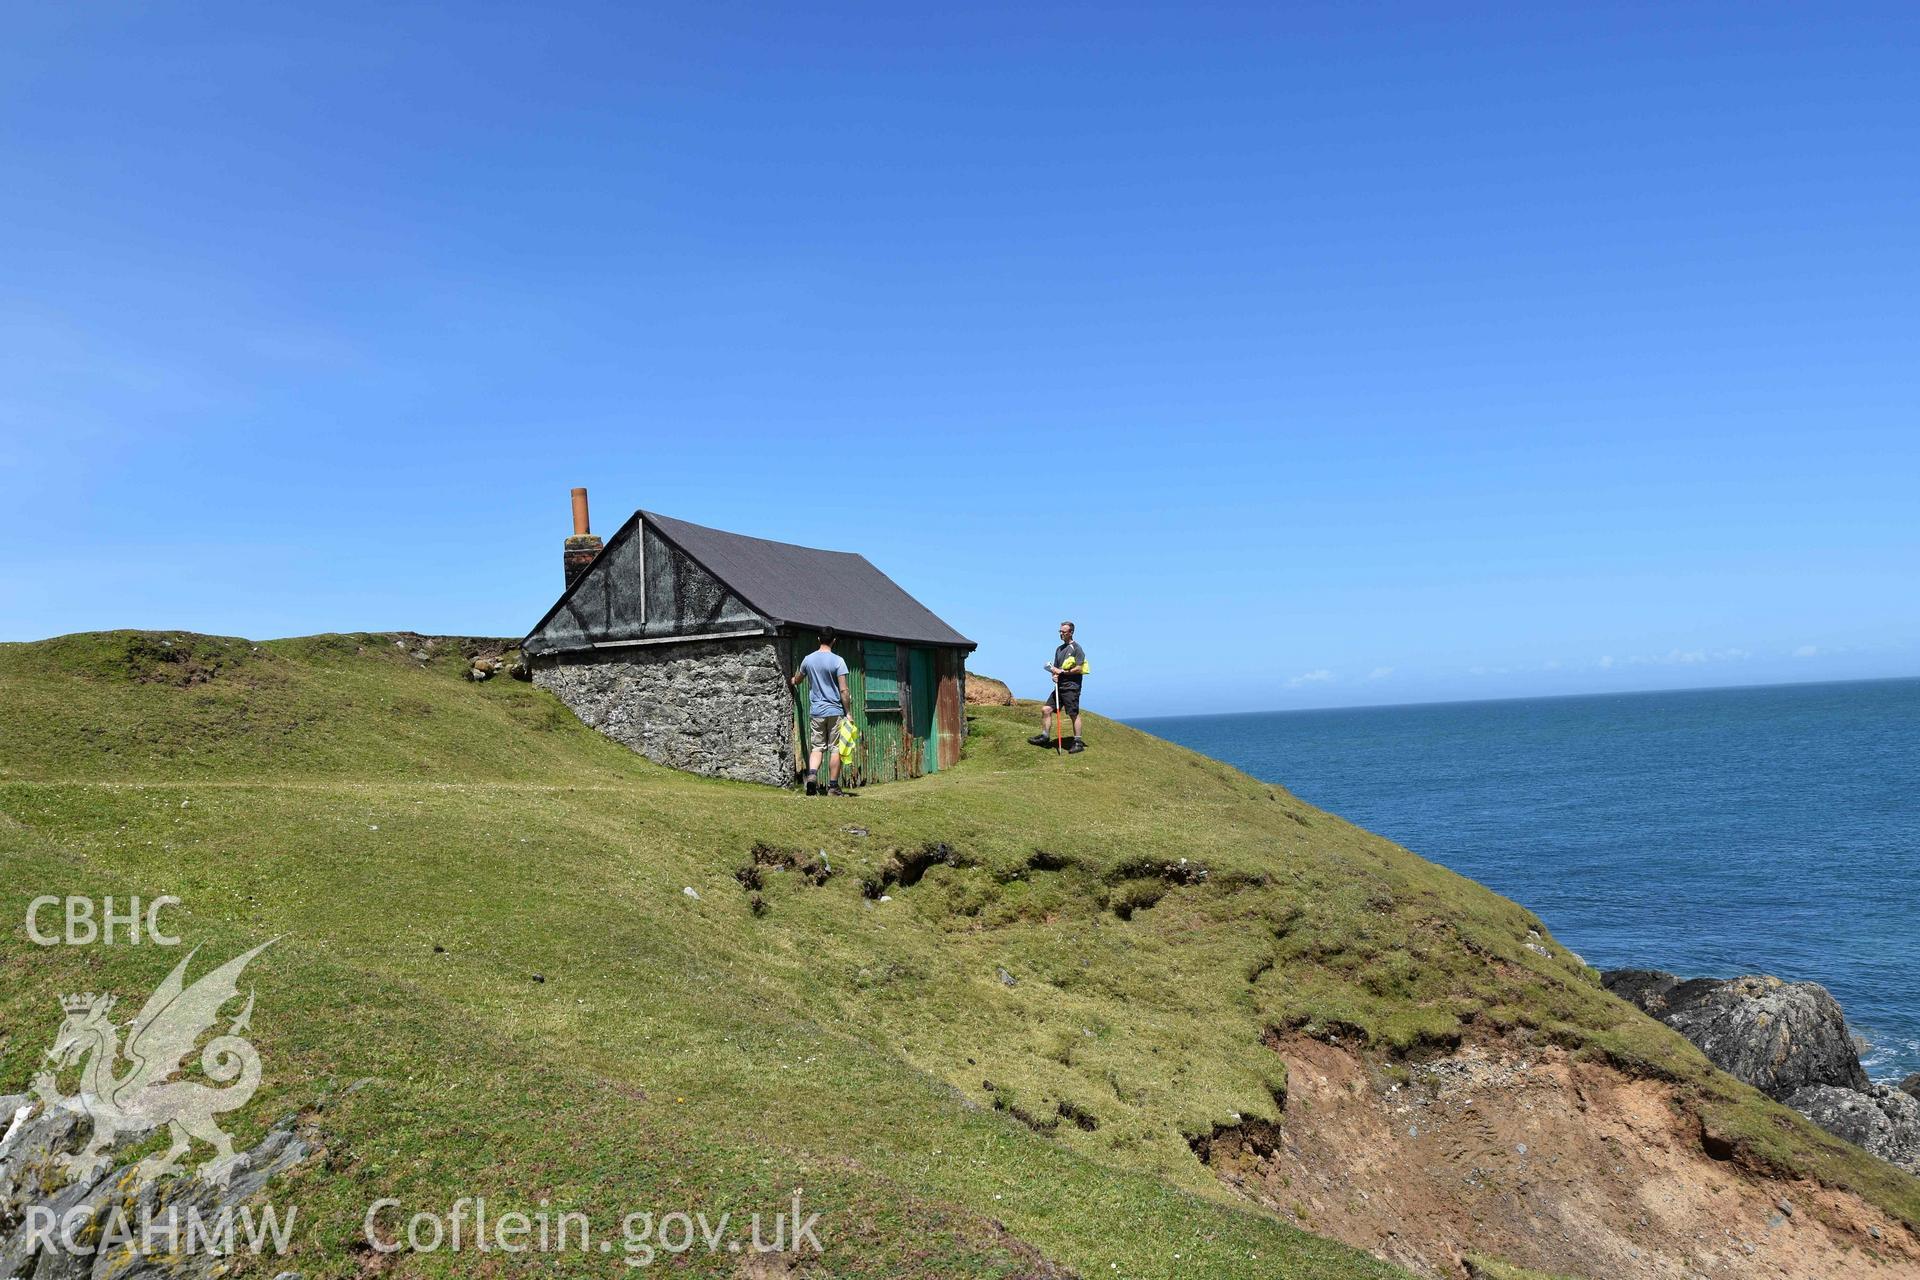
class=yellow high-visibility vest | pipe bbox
[836,717,860,764]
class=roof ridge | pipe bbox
[529,507,973,650]
[641,510,863,560]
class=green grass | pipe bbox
[1463,1257,1582,1280]
[1,630,1915,1278]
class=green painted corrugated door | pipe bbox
[858,640,903,782]
[909,646,938,775]
[787,635,946,786]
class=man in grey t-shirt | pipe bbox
[790,629,854,795]
[1029,620,1088,753]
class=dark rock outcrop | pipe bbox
[1783,1084,1920,1175]
[0,1095,314,1279]
[1600,969,1869,1099]
[1603,968,1920,1177]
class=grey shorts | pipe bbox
[809,715,842,752]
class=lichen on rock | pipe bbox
[1601,968,1869,1098]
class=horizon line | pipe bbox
[1123,671,1920,722]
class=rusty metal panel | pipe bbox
[935,651,965,769]
[894,643,922,781]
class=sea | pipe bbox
[1134,677,1920,1083]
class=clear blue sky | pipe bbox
[4,3,1916,717]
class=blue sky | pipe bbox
[3,3,1915,717]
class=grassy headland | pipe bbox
[1,631,1913,1278]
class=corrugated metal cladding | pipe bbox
[786,628,966,785]
[523,509,975,785]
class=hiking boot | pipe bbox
[1067,738,1086,754]
[805,780,818,796]
[826,783,852,797]
[1027,734,1053,747]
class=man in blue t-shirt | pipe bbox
[790,629,855,795]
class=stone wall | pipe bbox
[532,637,795,786]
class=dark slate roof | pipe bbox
[643,510,975,649]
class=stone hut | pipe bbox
[523,490,976,787]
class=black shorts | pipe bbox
[1047,683,1082,716]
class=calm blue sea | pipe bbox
[1134,677,1920,1083]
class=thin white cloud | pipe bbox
[1367,666,1394,681]
[1286,669,1334,687]
[1615,647,1755,668]
[1793,644,1819,658]
[1598,655,1615,669]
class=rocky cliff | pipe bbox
[1605,968,1920,1176]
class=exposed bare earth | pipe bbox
[1195,1034,1920,1280]
[965,671,1016,706]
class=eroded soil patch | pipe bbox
[862,842,971,898]
[983,1084,1101,1137]
[1099,857,1267,919]
[1195,1034,1920,1279]
[736,843,833,915]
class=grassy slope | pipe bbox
[0,631,1913,1279]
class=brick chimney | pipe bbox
[563,487,603,588]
